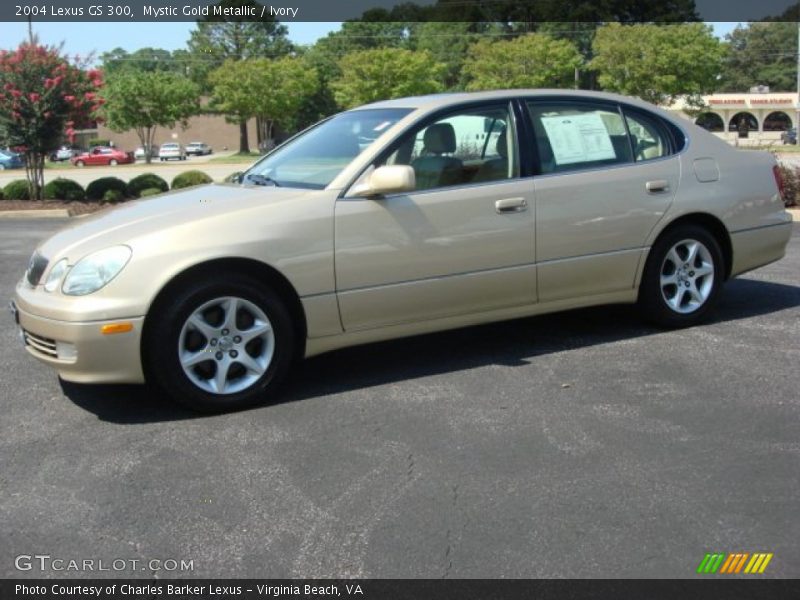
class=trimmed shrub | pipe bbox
[127,173,168,198]
[0,187,4,200]
[3,179,30,200]
[172,170,213,190]
[140,187,164,197]
[43,178,85,202]
[88,138,111,147]
[86,177,128,201]
[102,189,124,203]
[776,162,799,207]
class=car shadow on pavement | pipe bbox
[61,278,800,424]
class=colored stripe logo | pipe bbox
[697,552,773,574]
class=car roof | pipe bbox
[355,89,664,113]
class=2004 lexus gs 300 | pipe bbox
[10,90,793,412]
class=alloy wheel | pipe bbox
[178,296,275,394]
[659,239,715,314]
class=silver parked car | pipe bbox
[11,90,793,412]
[158,143,186,161]
[134,145,159,160]
[186,141,212,156]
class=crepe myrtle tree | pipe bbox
[0,43,102,199]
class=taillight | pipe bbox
[772,165,785,200]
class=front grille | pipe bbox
[23,329,58,358]
[26,252,48,286]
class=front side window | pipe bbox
[527,101,632,175]
[243,108,412,189]
[380,104,519,191]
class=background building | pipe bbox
[668,90,798,146]
[84,114,258,153]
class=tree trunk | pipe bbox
[24,152,45,200]
[239,120,249,154]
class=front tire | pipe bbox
[639,225,724,328]
[145,277,295,412]
[109,159,118,166]
[75,160,84,167]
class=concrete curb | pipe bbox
[788,208,800,222]
[0,209,70,219]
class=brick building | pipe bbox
[81,113,258,153]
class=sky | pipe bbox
[0,21,342,59]
[0,21,741,62]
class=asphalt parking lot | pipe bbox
[1,219,798,579]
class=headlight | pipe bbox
[44,258,68,292]
[62,246,132,296]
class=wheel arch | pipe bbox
[141,257,308,373]
[648,212,733,280]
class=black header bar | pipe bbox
[2,0,800,23]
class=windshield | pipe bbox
[242,108,412,189]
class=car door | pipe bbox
[526,99,680,303]
[335,101,537,331]
[87,148,103,165]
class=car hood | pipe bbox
[38,183,307,260]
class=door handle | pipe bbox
[645,179,669,193]
[495,197,528,213]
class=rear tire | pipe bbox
[638,225,724,328]
[144,276,294,413]
[75,160,84,167]
[109,159,118,166]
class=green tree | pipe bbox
[100,47,183,77]
[591,23,723,105]
[0,43,101,199]
[209,57,319,147]
[331,48,446,109]
[717,22,797,92]
[412,22,473,90]
[463,33,583,91]
[186,0,291,152]
[101,71,200,163]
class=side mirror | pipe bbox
[350,165,415,197]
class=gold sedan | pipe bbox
[11,90,793,412]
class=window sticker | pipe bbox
[541,113,616,165]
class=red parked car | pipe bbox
[71,146,134,167]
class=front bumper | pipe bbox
[10,296,146,384]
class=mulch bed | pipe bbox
[0,200,109,216]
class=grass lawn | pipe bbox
[209,152,261,164]
[737,144,800,153]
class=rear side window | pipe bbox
[526,101,632,174]
[623,109,671,162]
